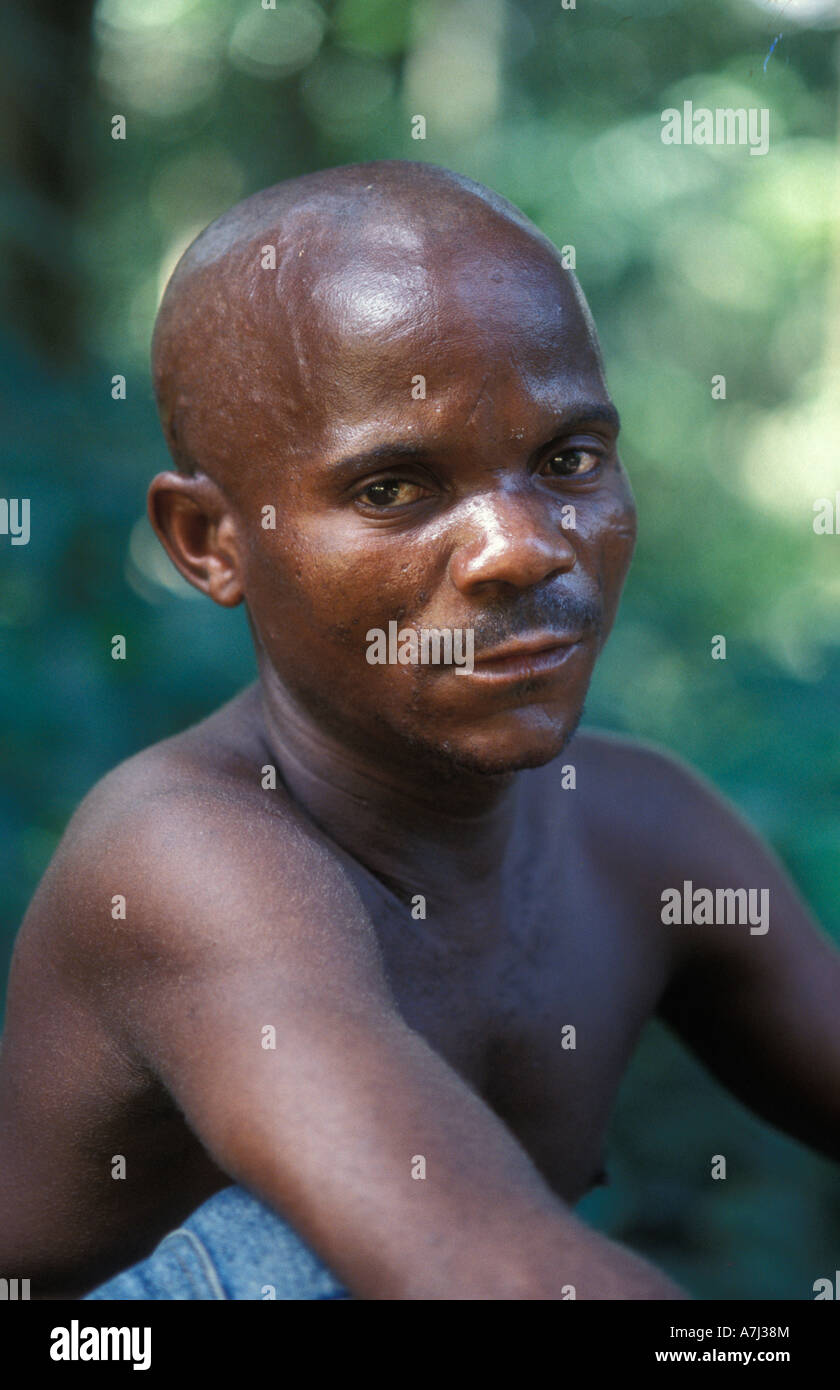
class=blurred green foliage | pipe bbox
[1,0,838,1298]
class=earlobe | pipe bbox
[147,471,245,608]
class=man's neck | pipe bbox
[256,670,521,912]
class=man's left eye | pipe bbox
[540,449,601,478]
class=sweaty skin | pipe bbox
[1,162,838,1301]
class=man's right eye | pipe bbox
[358,479,426,508]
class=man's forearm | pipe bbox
[379,1202,689,1301]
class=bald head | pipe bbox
[147,160,632,776]
[151,160,602,496]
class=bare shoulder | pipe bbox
[535,725,802,929]
[569,724,715,799]
[567,725,756,860]
[14,686,389,1046]
[564,727,822,967]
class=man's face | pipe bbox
[236,228,636,776]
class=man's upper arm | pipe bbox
[650,751,840,1161]
[80,787,684,1300]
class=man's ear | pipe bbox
[147,471,245,607]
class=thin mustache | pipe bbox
[468,593,603,658]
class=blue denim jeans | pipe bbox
[83,1186,353,1300]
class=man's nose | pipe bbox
[448,490,577,594]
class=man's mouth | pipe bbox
[466,631,586,682]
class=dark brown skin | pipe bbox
[1,162,838,1301]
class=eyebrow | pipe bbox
[557,401,622,435]
[324,400,622,475]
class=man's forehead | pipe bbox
[249,229,609,469]
[289,229,595,383]
[306,246,435,342]
[152,162,607,483]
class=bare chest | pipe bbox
[351,853,668,1206]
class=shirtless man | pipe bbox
[1,161,838,1301]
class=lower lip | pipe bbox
[465,642,583,684]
